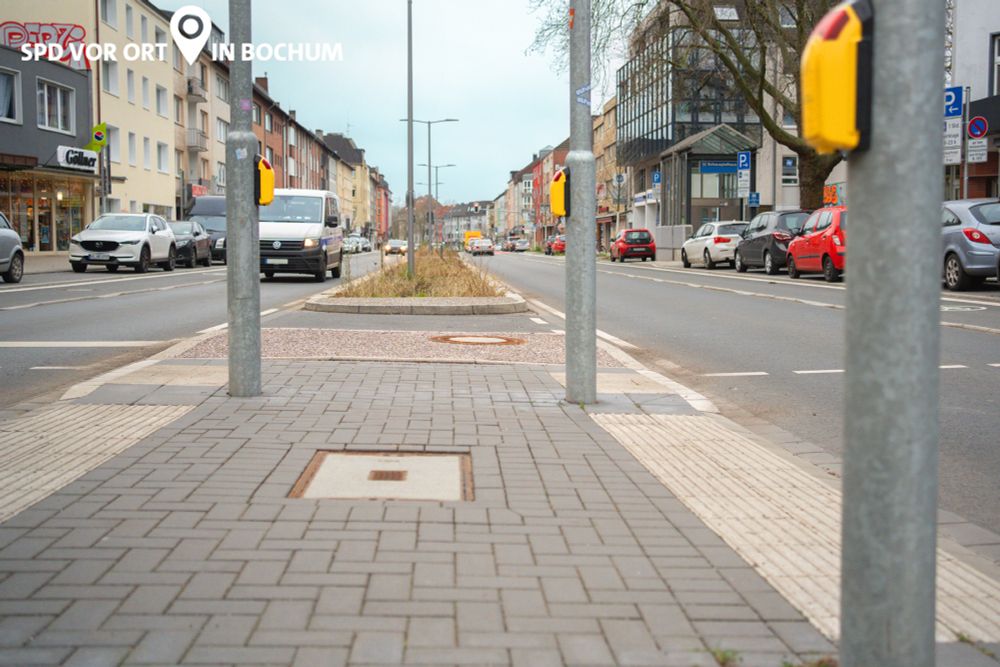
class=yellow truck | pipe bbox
[463,230,482,252]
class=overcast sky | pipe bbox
[157,0,580,204]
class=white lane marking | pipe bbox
[30,366,89,370]
[1,278,225,310]
[197,308,281,334]
[990,363,1000,367]
[794,369,845,375]
[528,299,638,349]
[0,341,164,348]
[939,364,968,369]
[0,267,225,294]
[702,371,769,377]
[530,317,547,325]
[551,329,565,335]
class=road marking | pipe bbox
[1,278,225,310]
[0,267,225,294]
[197,308,281,334]
[528,299,638,349]
[702,371,769,377]
[0,341,163,348]
[939,364,968,369]
[530,317,547,325]
[990,363,1000,367]
[794,369,845,375]
[30,366,89,370]
[551,328,565,335]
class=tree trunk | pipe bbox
[796,150,841,210]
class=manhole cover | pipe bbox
[290,451,473,501]
[430,335,525,346]
[941,305,987,312]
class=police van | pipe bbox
[258,189,343,281]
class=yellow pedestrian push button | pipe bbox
[255,154,275,206]
[801,0,873,155]
[550,168,569,218]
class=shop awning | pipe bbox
[660,124,758,158]
[0,153,38,171]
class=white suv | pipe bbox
[69,213,177,273]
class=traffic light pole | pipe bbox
[840,1,943,665]
[405,0,415,277]
[565,0,596,404]
[225,0,261,397]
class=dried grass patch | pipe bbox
[335,249,504,298]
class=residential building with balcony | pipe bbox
[252,76,290,189]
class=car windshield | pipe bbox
[777,212,810,232]
[389,240,405,247]
[169,222,192,235]
[970,203,1000,225]
[259,195,322,223]
[190,215,226,232]
[718,223,747,235]
[625,231,651,243]
[88,215,147,232]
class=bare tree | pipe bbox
[529,0,841,209]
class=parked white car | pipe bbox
[681,221,749,269]
[69,213,177,273]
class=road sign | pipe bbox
[737,151,751,170]
[944,86,963,118]
[968,116,988,139]
[748,192,760,207]
[737,151,751,198]
[652,171,661,185]
[967,138,988,163]
[615,173,624,184]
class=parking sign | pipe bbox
[737,151,751,170]
[737,151,751,198]
[944,86,963,118]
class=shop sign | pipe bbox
[56,146,98,173]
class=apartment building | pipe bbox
[320,133,371,233]
[252,77,289,189]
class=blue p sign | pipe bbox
[737,151,751,170]
[944,86,963,118]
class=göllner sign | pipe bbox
[56,146,98,173]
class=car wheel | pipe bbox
[2,252,24,283]
[823,256,842,283]
[314,263,327,282]
[703,249,716,270]
[331,251,342,278]
[763,251,778,275]
[71,262,87,273]
[944,253,974,291]
[201,251,212,267]
[734,250,747,273]
[184,247,195,268]
[263,271,275,280]
[787,256,800,279]
[160,246,176,271]
[135,246,150,273]
[106,264,120,273]
[641,256,647,261]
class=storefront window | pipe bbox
[11,173,34,248]
[36,180,54,251]
[53,178,85,250]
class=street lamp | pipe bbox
[417,163,456,202]
[401,118,458,251]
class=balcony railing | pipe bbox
[186,128,209,152]
[186,77,207,102]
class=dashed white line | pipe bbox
[0,268,225,294]
[30,366,89,370]
[0,341,163,348]
[551,328,565,335]
[702,371,769,377]
[939,364,968,369]
[530,317,547,325]
[794,369,845,375]
[990,363,1000,368]
[528,299,637,349]
[197,308,281,334]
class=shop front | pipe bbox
[0,162,96,253]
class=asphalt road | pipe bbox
[483,252,1000,535]
[0,252,381,412]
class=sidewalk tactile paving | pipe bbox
[592,412,1000,643]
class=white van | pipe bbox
[258,189,343,281]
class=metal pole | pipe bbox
[225,0,261,397]
[406,0,415,277]
[840,1,942,665]
[565,0,596,404]
[962,85,969,199]
[427,123,433,249]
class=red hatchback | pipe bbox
[551,235,566,254]
[787,206,847,282]
[610,228,656,262]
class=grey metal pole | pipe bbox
[226,0,261,397]
[840,1,942,665]
[962,85,969,199]
[427,123,433,248]
[565,0,596,404]
[406,0,415,277]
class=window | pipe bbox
[288,156,297,177]
[101,60,119,95]
[36,79,74,133]
[782,107,796,127]
[157,142,168,173]
[173,45,181,71]
[106,125,120,163]
[994,35,1000,96]
[215,74,229,103]
[288,127,296,146]
[265,113,272,132]
[252,103,261,125]
[143,137,151,170]
[200,110,208,132]
[217,162,226,186]
[713,5,738,20]
[942,209,961,227]
[199,64,208,88]
[154,27,166,48]
[266,146,274,164]
[216,118,228,143]
[100,0,117,28]
[128,132,136,166]
[155,85,167,116]
[141,76,149,109]
[0,68,21,124]
[140,15,147,42]
[125,4,133,37]
[173,95,182,123]
[781,155,799,186]
[126,69,135,103]
[129,200,138,213]
[815,211,833,232]
[175,150,183,177]
[779,5,796,28]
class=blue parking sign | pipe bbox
[737,151,751,170]
[748,192,760,207]
[944,86,963,118]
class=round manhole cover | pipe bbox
[430,335,525,346]
[941,305,987,312]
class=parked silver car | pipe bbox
[69,213,177,273]
[0,211,24,283]
[941,199,1000,291]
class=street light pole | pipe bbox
[406,0,414,277]
[565,0,596,404]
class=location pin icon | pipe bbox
[170,5,212,66]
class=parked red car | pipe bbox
[609,228,656,262]
[787,206,847,282]
[550,235,566,254]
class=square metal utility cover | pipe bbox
[290,451,473,501]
